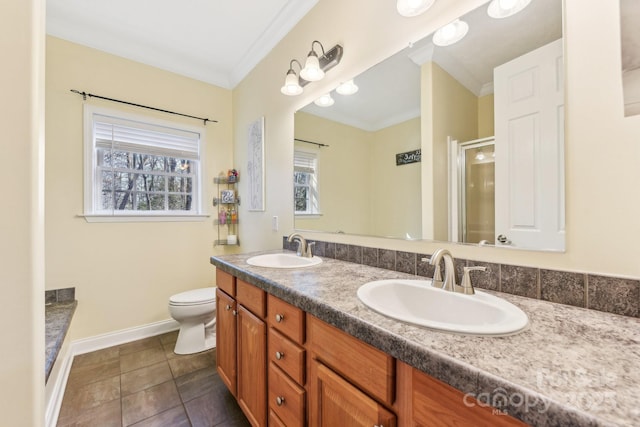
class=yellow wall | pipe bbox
[1,0,45,423]
[234,0,640,278]
[370,118,422,239]
[45,37,234,339]
[426,62,479,241]
[477,94,495,138]
[294,112,372,234]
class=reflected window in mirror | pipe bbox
[294,149,320,216]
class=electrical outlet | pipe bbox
[272,216,279,231]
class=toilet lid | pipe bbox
[169,287,216,306]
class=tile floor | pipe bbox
[56,331,250,427]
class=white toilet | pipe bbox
[168,287,217,355]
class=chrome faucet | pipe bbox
[428,249,460,292]
[287,233,315,258]
[428,249,487,294]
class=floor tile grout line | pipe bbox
[58,331,233,427]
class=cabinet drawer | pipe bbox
[307,315,395,406]
[269,363,305,427]
[269,410,286,427]
[268,328,305,385]
[216,269,235,296]
[268,294,305,344]
[237,279,266,318]
[411,365,527,427]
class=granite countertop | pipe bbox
[45,300,77,382]
[211,250,640,427]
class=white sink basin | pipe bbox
[246,253,322,269]
[357,279,529,336]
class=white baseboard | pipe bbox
[45,319,179,427]
[45,341,73,427]
[70,318,179,356]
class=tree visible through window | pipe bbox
[98,150,193,211]
[294,150,319,214]
[85,107,204,218]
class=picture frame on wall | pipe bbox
[247,116,265,211]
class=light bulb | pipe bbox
[396,0,435,17]
[499,0,517,9]
[314,93,334,107]
[336,79,359,95]
[300,53,324,82]
[433,19,469,46]
[280,71,302,96]
[488,0,531,19]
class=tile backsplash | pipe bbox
[45,287,76,305]
[283,238,640,318]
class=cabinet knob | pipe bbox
[275,314,284,323]
[275,351,284,360]
[276,396,285,406]
[225,304,232,311]
[232,309,237,316]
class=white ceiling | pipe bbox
[46,0,318,89]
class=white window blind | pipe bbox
[94,114,200,160]
[294,150,317,174]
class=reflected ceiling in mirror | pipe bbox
[294,0,564,252]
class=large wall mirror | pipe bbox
[294,0,564,252]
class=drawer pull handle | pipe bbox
[225,304,232,311]
[275,313,284,323]
[275,351,284,360]
[276,396,285,406]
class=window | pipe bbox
[84,106,205,220]
[294,149,320,215]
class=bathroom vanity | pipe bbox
[211,251,639,426]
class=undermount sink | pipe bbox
[246,253,323,269]
[357,279,529,336]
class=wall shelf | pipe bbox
[214,173,239,246]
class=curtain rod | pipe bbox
[70,89,217,125]
[294,138,329,148]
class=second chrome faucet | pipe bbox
[427,249,486,295]
[287,233,315,258]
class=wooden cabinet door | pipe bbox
[237,305,267,427]
[309,360,396,427]
[216,289,237,396]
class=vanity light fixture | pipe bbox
[487,0,531,19]
[433,19,469,46]
[314,93,335,107]
[336,79,359,95]
[281,41,344,96]
[396,0,436,17]
[280,59,304,96]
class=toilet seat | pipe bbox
[169,287,216,306]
